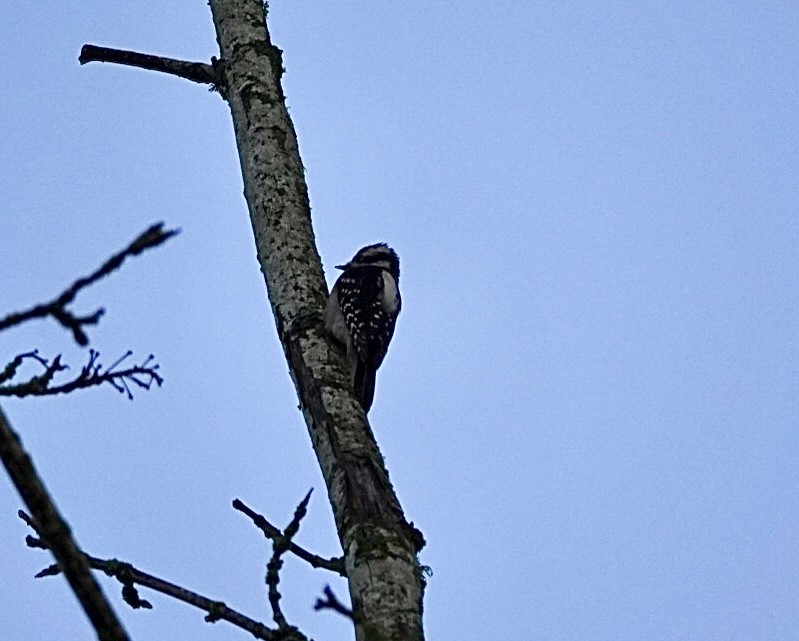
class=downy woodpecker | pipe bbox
[323,243,401,412]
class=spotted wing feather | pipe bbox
[335,266,396,369]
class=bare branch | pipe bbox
[0,350,162,399]
[19,512,306,641]
[0,351,52,385]
[79,45,220,88]
[0,407,130,641]
[233,498,346,576]
[314,585,354,620]
[0,223,179,345]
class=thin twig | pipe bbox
[314,585,354,620]
[79,45,220,88]
[0,223,179,345]
[0,407,130,641]
[233,498,346,576]
[0,350,162,399]
[266,490,313,630]
[19,512,306,641]
[0,352,49,384]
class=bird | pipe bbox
[323,243,401,413]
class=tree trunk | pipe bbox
[208,2,425,639]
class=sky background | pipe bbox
[1,2,797,640]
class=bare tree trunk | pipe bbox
[208,2,425,639]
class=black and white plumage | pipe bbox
[323,243,401,413]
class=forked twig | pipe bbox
[234,498,345,576]
[0,223,178,345]
[19,510,306,641]
[0,350,162,399]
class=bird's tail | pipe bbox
[353,361,376,413]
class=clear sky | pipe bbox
[1,2,797,640]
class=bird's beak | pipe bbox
[335,262,349,270]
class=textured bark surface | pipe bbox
[208,2,425,640]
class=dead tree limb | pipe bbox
[0,407,130,641]
[79,45,219,87]
[207,2,426,639]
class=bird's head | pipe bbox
[336,243,400,279]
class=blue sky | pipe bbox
[1,3,797,640]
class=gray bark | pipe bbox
[208,2,425,640]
